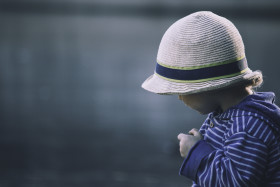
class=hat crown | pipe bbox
[157,11,245,68]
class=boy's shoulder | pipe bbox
[208,108,278,146]
[225,92,280,144]
[228,92,280,126]
[206,92,280,144]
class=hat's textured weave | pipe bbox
[158,12,244,67]
[142,11,262,95]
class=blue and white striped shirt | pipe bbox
[180,92,280,187]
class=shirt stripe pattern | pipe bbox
[192,108,280,187]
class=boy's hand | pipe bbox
[177,128,203,158]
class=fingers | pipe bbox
[188,128,199,136]
[177,129,203,158]
[178,128,202,141]
[177,133,185,140]
[178,129,200,140]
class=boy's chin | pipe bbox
[198,111,211,115]
[188,105,214,115]
[194,108,213,115]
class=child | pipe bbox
[142,11,280,186]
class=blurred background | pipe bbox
[0,0,280,186]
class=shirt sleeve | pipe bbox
[180,131,268,187]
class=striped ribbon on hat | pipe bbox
[155,57,249,83]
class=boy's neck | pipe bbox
[217,86,253,112]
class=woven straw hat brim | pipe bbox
[142,69,262,95]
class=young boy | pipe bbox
[142,11,280,186]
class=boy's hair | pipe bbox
[142,11,263,95]
[244,71,263,88]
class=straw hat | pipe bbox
[142,11,262,95]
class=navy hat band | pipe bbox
[155,57,248,83]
